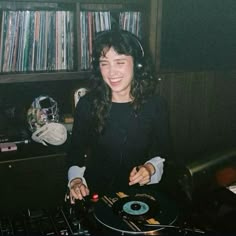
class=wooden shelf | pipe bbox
[0,71,91,83]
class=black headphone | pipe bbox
[91,29,145,73]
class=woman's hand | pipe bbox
[68,178,90,203]
[129,163,155,186]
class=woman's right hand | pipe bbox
[69,178,90,203]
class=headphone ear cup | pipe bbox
[136,61,143,70]
[135,57,145,73]
[135,57,149,80]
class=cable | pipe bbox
[143,224,206,234]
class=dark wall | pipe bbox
[159,70,236,162]
[161,0,236,71]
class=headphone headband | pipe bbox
[94,29,144,58]
[128,32,145,58]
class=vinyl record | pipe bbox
[93,188,178,235]
[112,195,158,222]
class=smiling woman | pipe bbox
[99,48,134,102]
[66,29,171,203]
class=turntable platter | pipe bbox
[93,188,178,235]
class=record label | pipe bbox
[123,201,149,215]
[113,196,158,222]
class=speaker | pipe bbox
[92,29,145,74]
[0,152,67,213]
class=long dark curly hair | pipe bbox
[90,29,158,133]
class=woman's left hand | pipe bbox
[129,163,154,186]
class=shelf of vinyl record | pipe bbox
[0,10,74,73]
[0,9,142,75]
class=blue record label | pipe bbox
[123,200,149,215]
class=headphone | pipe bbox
[91,29,145,74]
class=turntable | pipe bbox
[93,188,179,235]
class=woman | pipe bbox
[67,29,170,203]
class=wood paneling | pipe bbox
[158,70,236,161]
